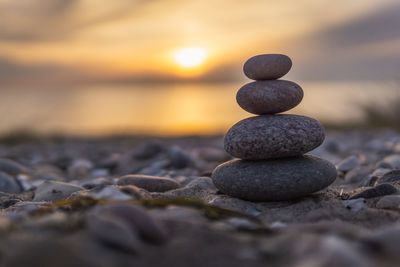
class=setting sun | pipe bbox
[172,47,207,68]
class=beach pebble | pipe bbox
[166,146,194,169]
[349,183,398,200]
[343,198,367,212]
[90,204,168,244]
[211,155,337,201]
[236,80,303,115]
[344,166,370,184]
[243,54,292,80]
[0,172,22,193]
[336,155,359,173]
[377,170,400,184]
[33,180,84,202]
[86,208,140,253]
[118,185,152,199]
[86,185,132,200]
[377,154,400,169]
[160,176,217,199]
[117,174,180,192]
[67,159,93,179]
[376,195,400,209]
[224,115,325,160]
[0,158,29,175]
[32,164,64,181]
[108,204,168,244]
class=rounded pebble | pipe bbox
[211,155,337,201]
[349,183,398,200]
[0,171,22,193]
[224,115,325,160]
[376,195,400,209]
[378,170,400,184]
[243,54,292,80]
[33,181,84,202]
[236,80,303,115]
[117,174,180,192]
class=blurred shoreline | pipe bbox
[0,81,399,137]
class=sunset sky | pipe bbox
[0,0,399,86]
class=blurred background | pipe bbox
[0,0,399,136]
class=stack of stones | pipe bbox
[211,54,337,201]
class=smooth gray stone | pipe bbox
[86,209,141,253]
[236,80,303,115]
[117,174,180,192]
[243,54,292,80]
[33,181,84,202]
[211,155,337,201]
[0,171,22,193]
[224,115,325,160]
[0,158,29,175]
[376,195,400,209]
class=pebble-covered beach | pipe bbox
[0,130,400,266]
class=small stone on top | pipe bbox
[243,54,292,80]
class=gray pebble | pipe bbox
[117,174,180,192]
[243,54,292,80]
[224,115,325,160]
[33,181,84,202]
[376,195,400,209]
[336,155,359,173]
[160,176,217,199]
[377,154,400,169]
[211,155,337,201]
[344,166,370,184]
[86,209,140,253]
[94,204,168,244]
[349,183,398,200]
[236,80,303,115]
[343,198,367,213]
[0,171,22,193]
[85,185,132,200]
[378,170,400,184]
[0,158,29,175]
[67,159,93,179]
[166,146,194,169]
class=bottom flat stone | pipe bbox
[211,155,337,201]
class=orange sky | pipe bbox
[0,0,399,85]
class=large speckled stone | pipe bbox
[243,54,292,80]
[236,80,303,114]
[224,115,325,160]
[211,155,337,201]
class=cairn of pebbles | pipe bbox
[212,54,337,201]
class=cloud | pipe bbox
[0,0,152,42]
[289,2,400,81]
[316,3,400,47]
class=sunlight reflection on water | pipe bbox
[0,81,398,136]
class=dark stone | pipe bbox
[236,80,303,115]
[378,170,400,184]
[224,115,325,160]
[349,183,398,200]
[243,54,292,80]
[211,155,337,201]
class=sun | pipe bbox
[172,47,207,68]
